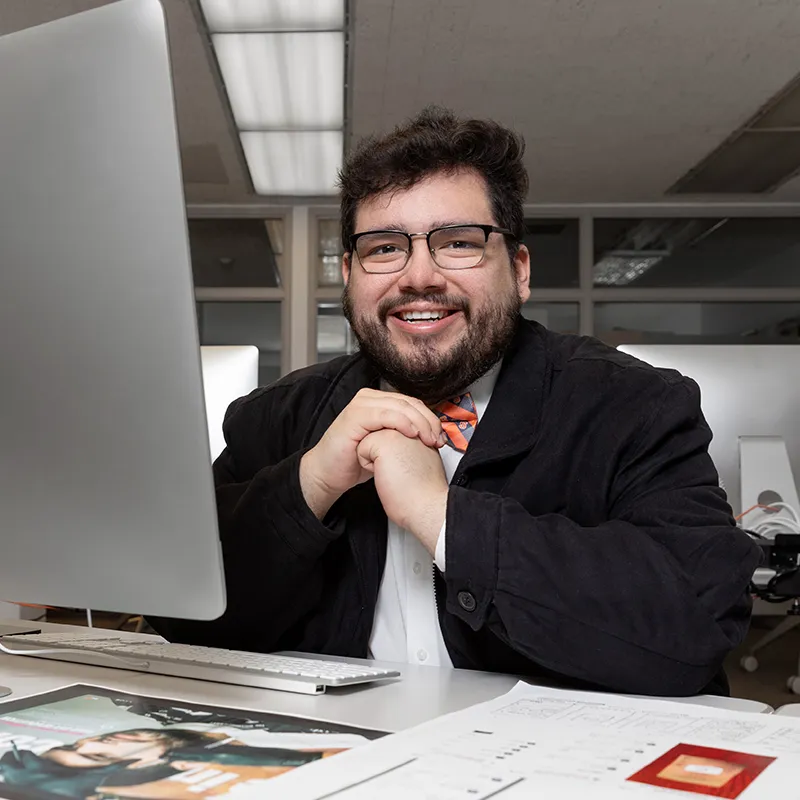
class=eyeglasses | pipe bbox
[349,224,515,274]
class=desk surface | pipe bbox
[0,621,770,730]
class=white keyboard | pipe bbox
[2,632,400,695]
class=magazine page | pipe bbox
[0,684,385,800]
[267,681,800,799]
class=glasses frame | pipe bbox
[348,224,516,274]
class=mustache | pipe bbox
[377,293,470,322]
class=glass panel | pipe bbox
[317,302,354,361]
[523,219,579,288]
[197,302,282,385]
[595,302,800,346]
[522,302,579,334]
[593,218,800,287]
[318,218,344,287]
[189,219,283,288]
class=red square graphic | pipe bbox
[627,743,775,798]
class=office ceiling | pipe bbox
[3,0,800,204]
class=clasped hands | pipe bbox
[299,388,450,555]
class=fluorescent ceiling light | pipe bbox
[213,32,344,129]
[593,252,667,286]
[201,0,345,32]
[241,131,343,195]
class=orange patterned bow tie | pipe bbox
[433,392,478,452]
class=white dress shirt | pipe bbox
[368,364,500,666]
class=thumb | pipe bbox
[356,435,378,471]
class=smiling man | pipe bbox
[151,108,759,697]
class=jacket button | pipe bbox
[457,591,477,612]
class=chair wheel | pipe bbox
[788,676,800,695]
[740,655,759,673]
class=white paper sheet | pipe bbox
[260,682,800,799]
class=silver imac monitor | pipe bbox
[619,345,800,518]
[200,346,259,461]
[0,0,226,620]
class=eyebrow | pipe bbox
[358,220,486,234]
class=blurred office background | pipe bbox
[5,0,800,386]
[4,0,800,705]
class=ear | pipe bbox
[342,252,352,285]
[514,244,531,303]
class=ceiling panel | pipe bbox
[350,0,800,202]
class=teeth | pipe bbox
[400,310,448,321]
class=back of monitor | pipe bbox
[0,0,226,619]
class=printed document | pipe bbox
[264,682,800,799]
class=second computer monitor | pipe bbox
[200,346,259,461]
[619,345,800,518]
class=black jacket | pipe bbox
[150,321,760,697]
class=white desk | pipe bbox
[0,620,771,731]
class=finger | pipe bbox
[356,435,378,470]
[345,401,433,445]
[395,395,444,442]
[339,405,420,443]
[372,407,432,443]
[383,405,442,446]
[380,392,441,426]
[363,395,442,446]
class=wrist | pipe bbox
[407,488,449,556]
[299,449,341,520]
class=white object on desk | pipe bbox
[776,704,800,717]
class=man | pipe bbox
[150,107,760,697]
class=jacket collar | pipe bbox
[306,318,549,467]
[459,318,548,470]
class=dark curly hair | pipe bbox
[338,106,528,261]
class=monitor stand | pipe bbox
[0,623,42,698]
[740,435,800,525]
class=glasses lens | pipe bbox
[355,232,409,272]
[430,226,486,269]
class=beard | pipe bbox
[342,285,521,405]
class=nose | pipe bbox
[397,236,447,294]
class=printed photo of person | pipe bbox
[0,727,342,800]
[0,686,383,800]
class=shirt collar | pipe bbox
[465,360,501,421]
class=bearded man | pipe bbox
[151,108,758,698]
